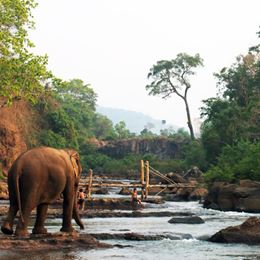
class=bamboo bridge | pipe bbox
[79,160,195,199]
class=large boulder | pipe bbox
[168,215,204,224]
[183,166,203,180]
[164,172,186,183]
[204,180,260,213]
[189,188,208,201]
[209,217,260,244]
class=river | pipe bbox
[1,199,260,259]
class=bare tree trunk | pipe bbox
[184,98,195,140]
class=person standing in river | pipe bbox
[77,188,85,210]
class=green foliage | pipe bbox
[52,78,97,110]
[114,121,134,139]
[140,128,157,138]
[45,109,78,148]
[0,0,51,104]
[146,53,203,140]
[38,130,67,149]
[204,141,260,183]
[201,50,260,164]
[181,140,208,171]
[93,114,116,140]
[0,0,36,56]
[151,159,186,174]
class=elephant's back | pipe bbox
[11,147,70,180]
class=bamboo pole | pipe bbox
[140,160,145,199]
[145,161,150,199]
[87,169,93,200]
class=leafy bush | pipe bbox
[204,141,260,183]
[37,130,67,149]
[181,140,208,171]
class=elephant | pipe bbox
[1,146,84,236]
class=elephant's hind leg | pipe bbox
[32,203,49,234]
[1,204,18,235]
[15,205,33,237]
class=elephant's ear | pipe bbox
[69,151,81,178]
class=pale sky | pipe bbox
[30,0,260,128]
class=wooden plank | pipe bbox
[140,160,145,199]
[79,182,195,188]
[145,161,150,199]
[87,169,93,199]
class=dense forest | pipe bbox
[0,0,259,182]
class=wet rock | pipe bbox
[164,172,186,183]
[94,187,109,194]
[189,188,208,201]
[163,187,194,201]
[0,232,111,251]
[119,187,131,195]
[84,197,163,210]
[204,180,260,213]
[209,217,260,244]
[90,232,190,241]
[80,210,194,218]
[168,216,204,224]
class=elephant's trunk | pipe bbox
[73,197,84,229]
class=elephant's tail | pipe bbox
[15,173,24,224]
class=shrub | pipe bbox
[204,140,260,183]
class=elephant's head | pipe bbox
[66,150,82,180]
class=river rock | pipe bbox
[168,216,204,224]
[164,172,186,183]
[204,180,260,213]
[188,188,208,201]
[90,232,192,241]
[119,187,131,195]
[0,232,111,251]
[209,217,260,244]
[183,166,203,180]
[94,187,109,194]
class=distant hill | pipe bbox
[96,106,179,134]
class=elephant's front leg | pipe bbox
[32,203,49,234]
[60,187,74,233]
[1,204,18,235]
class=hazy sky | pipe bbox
[30,0,260,128]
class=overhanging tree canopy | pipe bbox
[0,0,51,104]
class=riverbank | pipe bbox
[0,231,111,251]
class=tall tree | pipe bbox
[201,36,260,164]
[0,0,50,104]
[146,53,203,140]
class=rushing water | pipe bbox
[1,199,260,259]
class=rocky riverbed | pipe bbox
[0,231,111,251]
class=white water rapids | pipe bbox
[1,195,260,259]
